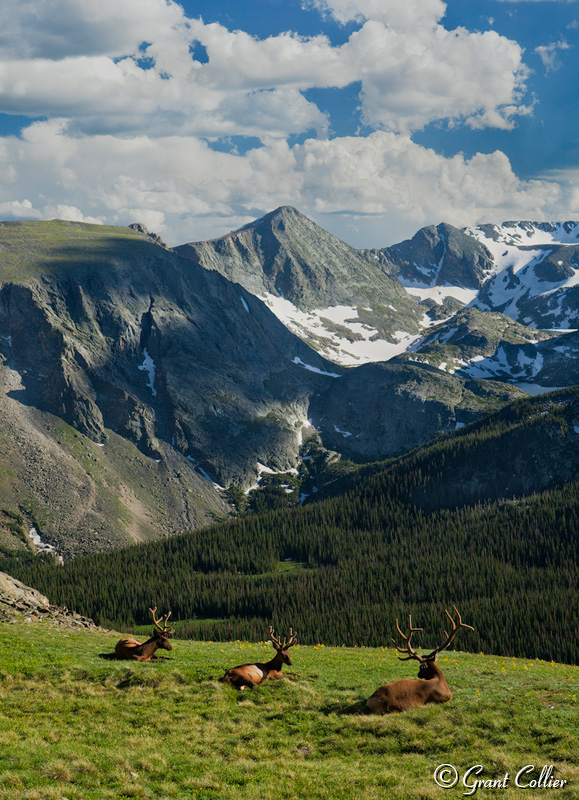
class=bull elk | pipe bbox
[114,607,175,661]
[220,627,298,689]
[366,606,474,713]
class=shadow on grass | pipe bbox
[320,699,372,716]
[98,653,174,661]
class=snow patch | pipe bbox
[333,425,352,437]
[138,348,157,397]
[401,283,478,306]
[28,527,63,564]
[261,293,420,366]
[292,356,340,378]
[245,462,299,495]
[196,466,225,491]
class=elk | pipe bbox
[366,606,474,713]
[220,627,298,689]
[114,607,175,662]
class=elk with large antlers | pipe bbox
[366,606,474,713]
[114,607,175,662]
[220,627,298,689]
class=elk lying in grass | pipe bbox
[114,607,175,662]
[220,627,298,689]
[366,606,474,713]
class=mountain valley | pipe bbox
[1,210,578,558]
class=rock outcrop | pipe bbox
[0,570,99,629]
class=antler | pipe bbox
[149,607,174,634]
[391,615,425,662]
[424,605,474,660]
[392,606,474,662]
[269,626,298,651]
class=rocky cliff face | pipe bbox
[0,221,338,478]
[0,220,343,554]
[310,361,524,461]
[378,223,495,288]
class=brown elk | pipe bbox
[366,606,474,713]
[114,607,175,662]
[220,627,298,689]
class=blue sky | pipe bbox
[0,0,577,247]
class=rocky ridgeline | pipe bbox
[0,570,102,630]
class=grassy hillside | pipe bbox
[0,219,151,282]
[0,621,577,800]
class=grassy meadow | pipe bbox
[0,621,577,800]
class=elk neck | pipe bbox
[137,634,164,659]
[265,649,288,673]
[420,660,449,687]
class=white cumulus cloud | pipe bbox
[0,122,573,248]
[0,0,574,250]
[0,0,532,137]
[306,0,447,30]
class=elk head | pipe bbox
[269,626,298,666]
[366,606,474,713]
[149,606,175,651]
[391,605,474,673]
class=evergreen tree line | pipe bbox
[5,475,578,664]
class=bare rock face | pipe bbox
[0,570,50,610]
[381,222,494,289]
[0,219,335,490]
[177,206,423,344]
[310,361,524,461]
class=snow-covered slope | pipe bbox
[259,295,420,366]
[464,222,579,328]
[469,221,579,248]
[397,307,578,393]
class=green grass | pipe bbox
[0,220,147,282]
[0,622,577,800]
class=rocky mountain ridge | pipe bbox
[1,211,578,557]
[177,206,424,365]
[182,210,579,393]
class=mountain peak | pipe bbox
[232,206,320,237]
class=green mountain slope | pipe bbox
[7,388,579,663]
